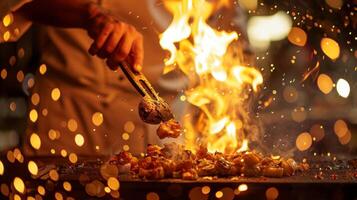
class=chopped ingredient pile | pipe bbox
[109,143,309,180]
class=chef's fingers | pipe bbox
[93,22,114,56]
[97,24,125,58]
[130,33,144,72]
[109,31,135,66]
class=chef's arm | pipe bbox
[17,0,143,71]
[17,0,94,28]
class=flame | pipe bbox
[160,0,263,153]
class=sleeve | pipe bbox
[0,0,32,43]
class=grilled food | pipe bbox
[109,143,308,180]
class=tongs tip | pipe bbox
[138,96,174,124]
[118,62,175,124]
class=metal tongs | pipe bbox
[118,62,174,124]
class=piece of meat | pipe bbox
[138,97,174,124]
[157,119,181,139]
[262,167,284,177]
[108,151,133,165]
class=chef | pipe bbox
[0,0,184,156]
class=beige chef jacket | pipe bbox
[1,0,187,156]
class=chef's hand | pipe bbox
[86,4,143,72]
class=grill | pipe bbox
[1,156,356,200]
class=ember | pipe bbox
[109,143,308,180]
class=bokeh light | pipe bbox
[42,108,48,116]
[317,74,333,94]
[100,163,119,180]
[28,160,38,175]
[3,14,13,27]
[30,133,41,150]
[0,160,4,175]
[180,95,186,101]
[146,192,160,200]
[16,70,24,82]
[296,132,312,151]
[31,93,40,106]
[1,184,10,196]
[266,187,279,200]
[104,186,111,193]
[18,48,25,58]
[0,69,7,79]
[48,129,60,140]
[67,119,78,132]
[339,130,351,145]
[39,64,47,75]
[288,27,307,46]
[49,169,59,181]
[10,56,16,66]
[51,88,61,101]
[55,192,63,200]
[336,78,350,98]
[14,194,21,200]
[75,134,85,147]
[13,148,23,162]
[238,184,248,192]
[123,145,130,151]
[201,186,210,194]
[215,191,223,198]
[320,37,340,60]
[63,181,72,192]
[60,149,68,157]
[7,151,15,163]
[29,109,39,122]
[122,133,130,140]
[334,119,348,138]
[107,177,120,191]
[13,177,25,193]
[3,31,11,41]
[325,0,343,9]
[27,196,36,200]
[283,86,298,103]
[247,11,292,50]
[92,112,104,126]
[69,153,78,164]
[38,185,46,196]
[9,102,16,111]
[27,77,35,88]
[124,121,135,133]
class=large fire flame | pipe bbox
[159,0,263,153]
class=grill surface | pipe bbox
[38,156,354,184]
[1,156,356,199]
[54,157,357,183]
